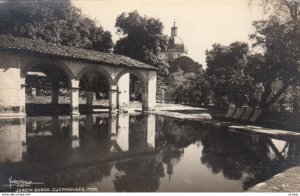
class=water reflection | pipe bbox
[0,114,300,192]
[0,119,26,163]
[111,113,129,151]
[199,128,300,189]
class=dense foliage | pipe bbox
[169,56,202,73]
[248,0,300,110]
[0,0,113,52]
[205,42,256,109]
[114,11,169,75]
[159,67,211,106]
[204,0,300,112]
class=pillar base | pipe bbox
[119,109,128,113]
[109,109,118,114]
[71,112,80,116]
[0,113,27,119]
[142,106,156,112]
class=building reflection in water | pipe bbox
[0,114,157,165]
[0,114,300,192]
[0,118,26,163]
[146,114,156,149]
[70,116,80,149]
[110,113,129,152]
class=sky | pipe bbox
[72,0,264,66]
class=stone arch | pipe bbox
[114,69,147,92]
[21,59,76,115]
[76,65,113,86]
[21,59,73,87]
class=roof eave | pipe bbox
[0,46,158,71]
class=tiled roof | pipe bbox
[0,34,157,70]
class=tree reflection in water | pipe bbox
[199,126,300,189]
[113,155,164,192]
[112,116,200,191]
[26,116,73,165]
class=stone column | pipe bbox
[70,115,80,148]
[31,88,37,97]
[142,71,157,111]
[70,79,80,115]
[109,85,118,113]
[20,79,26,115]
[86,113,94,132]
[51,85,59,105]
[142,92,148,111]
[161,89,165,104]
[0,53,26,118]
[86,91,93,112]
[32,120,37,131]
[117,73,130,112]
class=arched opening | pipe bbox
[130,75,143,102]
[25,64,71,115]
[78,70,110,113]
[116,70,146,111]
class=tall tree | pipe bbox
[0,0,113,52]
[205,42,255,109]
[114,11,169,75]
[249,0,300,110]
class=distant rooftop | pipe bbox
[0,34,157,70]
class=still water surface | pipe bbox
[0,113,300,192]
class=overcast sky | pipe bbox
[72,0,264,66]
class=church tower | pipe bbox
[164,21,188,61]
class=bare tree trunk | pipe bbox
[293,84,300,113]
[260,77,298,111]
[260,82,272,110]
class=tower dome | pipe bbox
[168,36,185,50]
[164,21,187,61]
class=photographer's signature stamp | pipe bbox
[3,176,44,189]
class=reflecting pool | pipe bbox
[0,113,300,192]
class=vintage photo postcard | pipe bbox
[0,0,299,194]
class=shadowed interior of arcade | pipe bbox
[24,64,148,115]
[25,63,71,115]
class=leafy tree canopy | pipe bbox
[205,42,256,108]
[249,0,300,109]
[204,0,300,111]
[114,11,169,75]
[169,56,203,73]
[160,67,210,105]
[0,0,113,52]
